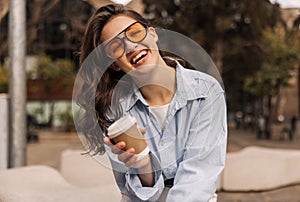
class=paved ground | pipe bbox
[26,127,300,201]
[27,130,83,170]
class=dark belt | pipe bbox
[164,178,174,188]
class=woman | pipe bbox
[77,4,227,202]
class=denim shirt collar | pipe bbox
[122,62,209,112]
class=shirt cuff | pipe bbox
[125,152,164,201]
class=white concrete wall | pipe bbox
[0,165,117,202]
[222,146,300,191]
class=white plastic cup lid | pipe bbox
[107,115,136,138]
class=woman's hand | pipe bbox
[104,128,150,169]
[104,127,154,187]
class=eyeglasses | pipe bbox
[104,22,148,59]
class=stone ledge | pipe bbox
[0,165,121,202]
[220,146,300,191]
[2,146,300,201]
[60,149,119,188]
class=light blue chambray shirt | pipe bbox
[105,62,227,202]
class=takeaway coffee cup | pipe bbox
[107,115,149,161]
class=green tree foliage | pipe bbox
[28,54,76,80]
[26,54,77,128]
[244,29,299,96]
[243,28,300,117]
[143,0,279,53]
[0,64,8,93]
[0,54,76,94]
[143,0,281,112]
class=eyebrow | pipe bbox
[117,22,138,36]
[104,21,139,44]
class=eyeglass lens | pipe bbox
[105,22,147,59]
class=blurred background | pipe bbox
[0,0,299,137]
[0,0,300,201]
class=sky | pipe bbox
[112,0,300,8]
[269,0,300,8]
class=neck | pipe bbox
[141,84,175,106]
[134,64,176,106]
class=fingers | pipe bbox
[103,137,112,146]
[112,141,126,154]
[118,148,138,167]
[104,141,147,168]
[118,149,149,169]
[116,147,143,168]
[104,137,126,154]
[104,136,135,165]
[124,153,151,169]
[103,129,150,169]
[125,155,139,168]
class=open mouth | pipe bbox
[131,50,148,65]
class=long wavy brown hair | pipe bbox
[76,4,151,155]
[76,4,184,155]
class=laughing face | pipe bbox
[101,15,163,75]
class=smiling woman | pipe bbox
[76,3,227,202]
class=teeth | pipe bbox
[132,50,147,64]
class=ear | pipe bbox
[148,27,158,43]
[110,62,121,71]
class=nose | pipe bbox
[124,39,138,54]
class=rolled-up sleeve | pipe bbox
[125,152,165,201]
[108,150,165,201]
[167,90,227,202]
